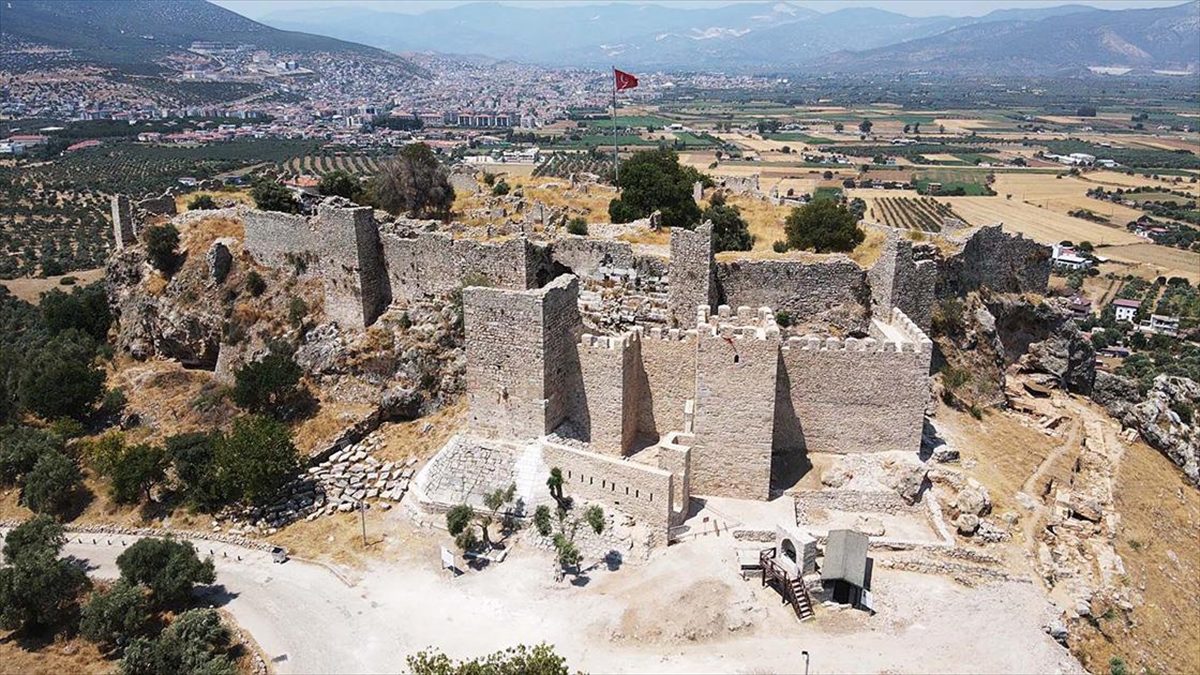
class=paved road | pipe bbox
[5,530,376,673]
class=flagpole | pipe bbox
[612,65,618,184]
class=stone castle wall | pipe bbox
[463,276,581,440]
[869,234,938,332]
[576,332,640,455]
[668,222,715,325]
[776,311,932,455]
[637,327,698,440]
[715,257,871,325]
[691,327,777,500]
[315,203,390,329]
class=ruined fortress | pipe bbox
[116,195,1050,545]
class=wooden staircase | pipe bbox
[760,548,815,622]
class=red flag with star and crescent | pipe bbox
[614,68,638,91]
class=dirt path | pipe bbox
[1018,418,1081,550]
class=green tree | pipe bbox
[41,283,112,342]
[608,148,704,229]
[121,608,234,675]
[250,179,299,214]
[19,332,104,421]
[784,199,865,253]
[165,432,226,509]
[859,119,873,135]
[369,143,455,219]
[20,449,82,515]
[187,194,217,211]
[144,224,180,274]
[318,170,361,200]
[0,425,62,485]
[552,533,581,571]
[80,581,150,650]
[446,504,474,537]
[104,443,166,504]
[533,504,552,537]
[214,415,298,504]
[491,179,510,196]
[116,538,215,608]
[406,643,571,675]
[0,516,90,632]
[703,203,752,252]
[232,343,303,416]
[546,467,564,503]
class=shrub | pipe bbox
[101,388,128,416]
[491,179,510,196]
[704,203,752,252]
[533,504,552,537]
[164,432,226,509]
[608,148,704,229]
[187,194,217,210]
[143,224,180,274]
[584,504,605,534]
[245,270,266,297]
[407,644,570,675]
[18,332,105,421]
[121,608,234,675]
[0,515,90,632]
[772,240,788,253]
[116,538,215,608]
[213,415,298,504]
[368,143,455,219]
[446,504,474,536]
[775,310,793,328]
[80,581,150,650]
[103,443,165,504]
[0,426,62,485]
[566,217,588,236]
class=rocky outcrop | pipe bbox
[106,248,223,368]
[1095,372,1199,486]
[990,296,1095,395]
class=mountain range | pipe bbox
[255,0,1199,75]
[0,0,419,71]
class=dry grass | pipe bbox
[1,268,105,303]
[1072,439,1200,675]
[992,173,1145,224]
[291,396,377,457]
[1095,242,1200,284]
[173,189,254,214]
[617,229,670,246]
[0,634,113,675]
[940,196,1144,248]
[179,216,245,257]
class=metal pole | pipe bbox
[360,500,366,547]
[612,66,619,184]
[802,650,810,675]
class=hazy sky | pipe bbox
[214,0,1189,19]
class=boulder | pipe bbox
[381,386,423,421]
[820,465,852,488]
[955,480,991,517]
[882,456,928,504]
[955,513,980,535]
[207,239,233,284]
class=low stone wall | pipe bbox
[541,442,674,547]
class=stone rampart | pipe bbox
[242,209,316,269]
[869,233,938,331]
[636,326,698,439]
[111,195,135,250]
[576,331,640,455]
[776,313,931,455]
[463,275,582,440]
[314,203,390,329]
[541,441,674,547]
[549,237,638,279]
[668,222,715,326]
[715,257,871,327]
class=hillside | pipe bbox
[816,1,1200,75]
[0,0,415,68]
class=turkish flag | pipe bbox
[614,69,639,91]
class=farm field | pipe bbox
[283,153,386,176]
[992,173,1146,224]
[1078,170,1199,190]
[1095,242,1200,283]
[938,196,1145,247]
[867,196,964,232]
